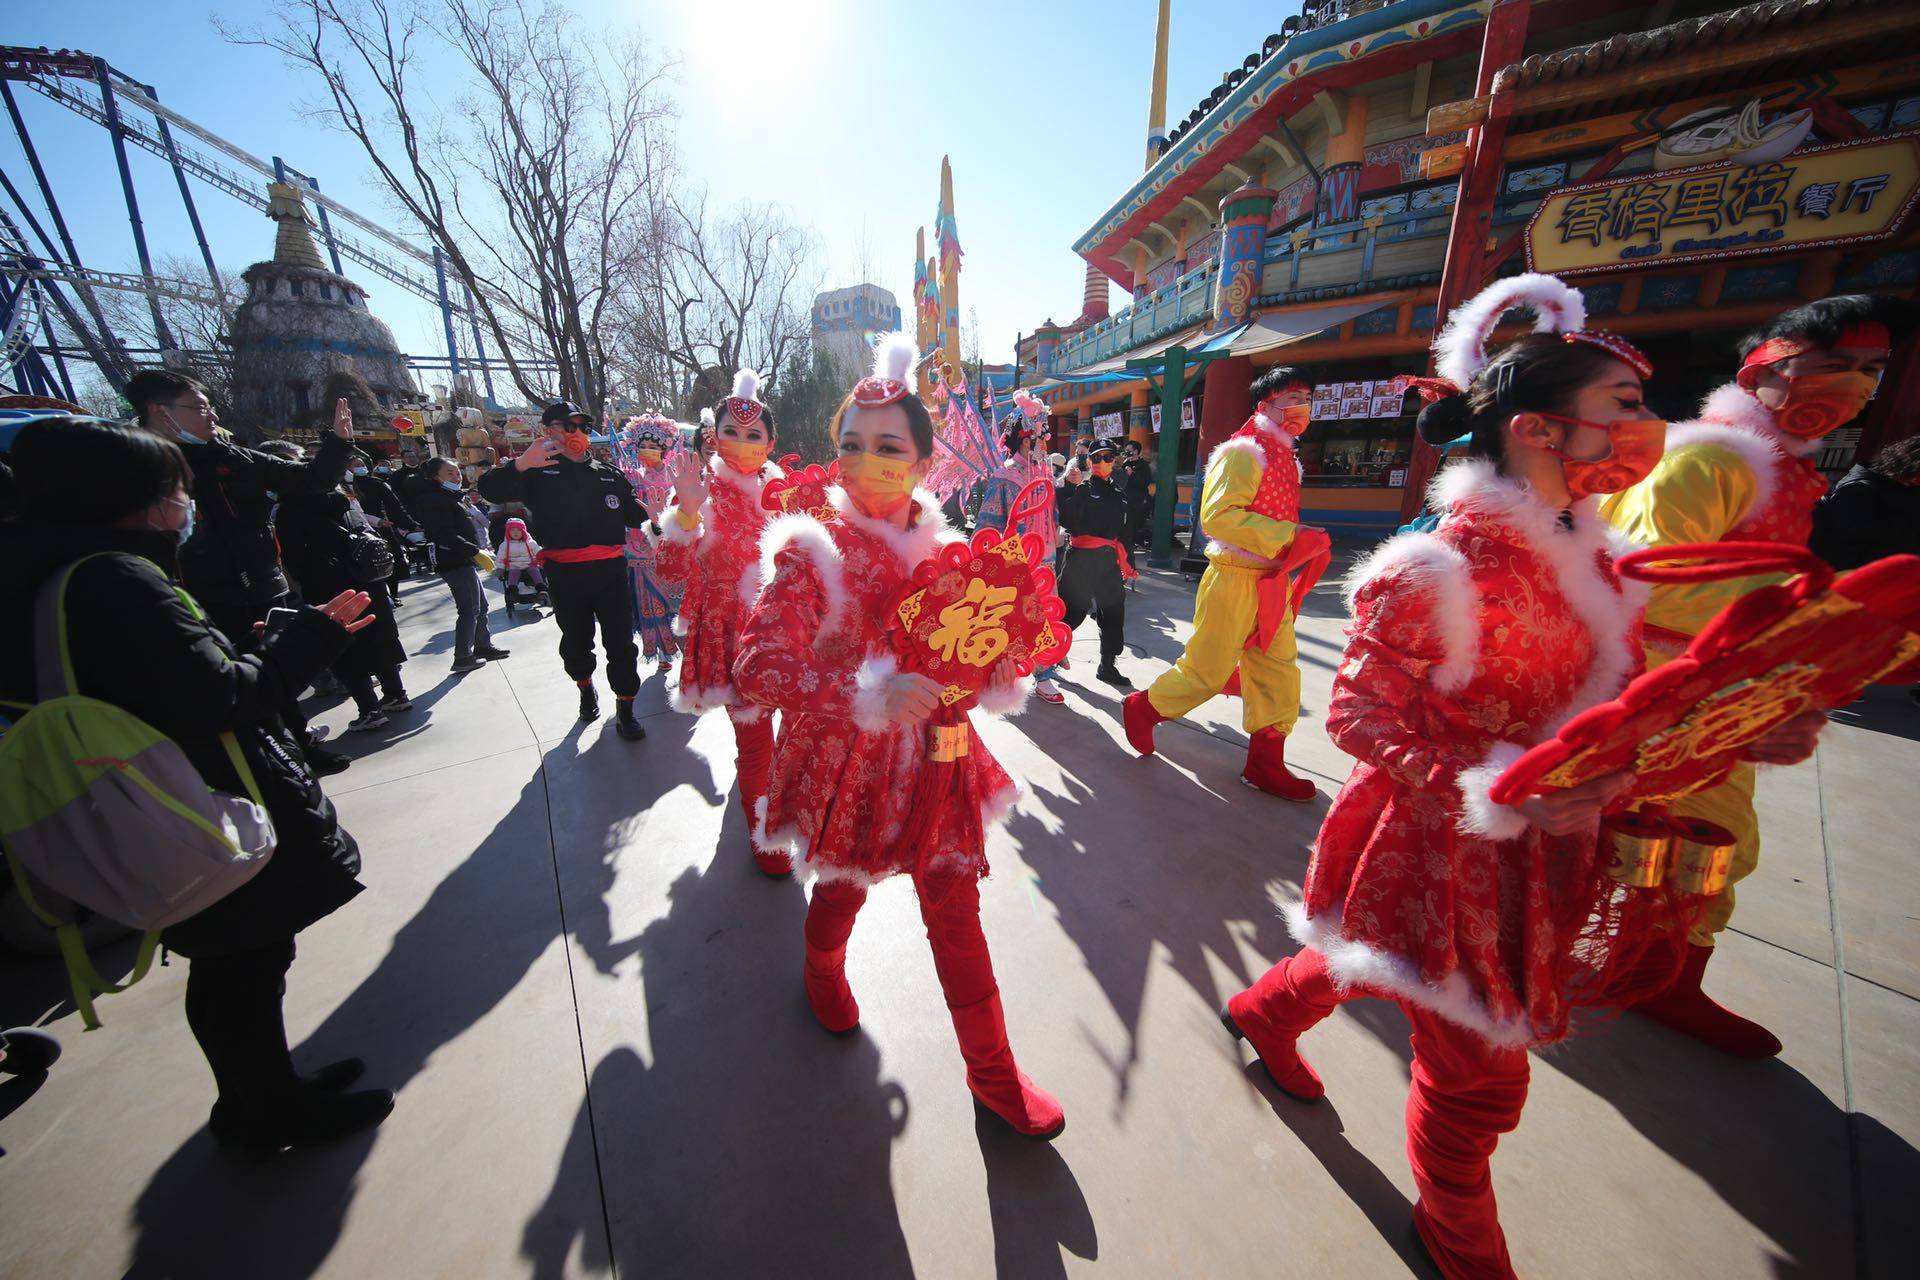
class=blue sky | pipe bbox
[7,0,1269,394]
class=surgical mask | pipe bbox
[441,481,464,494]
[1091,461,1115,479]
[160,405,207,445]
[375,465,390,475]
[717,439,770,474]
[154,494,194,544]
[1266,402,1313,438]
[351,465,368,477]
[1539,414,1668,500]
[838,451,917,518]
[1769,370,1881,440]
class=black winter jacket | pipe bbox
[1056,474,1136,543]
[0,524,364,957]
[175,430,350,613]
[477,456,644,551]
[276,491,407,678]
[352,471,418,532]
[412,483,483,563]
[1810,464,1920,570]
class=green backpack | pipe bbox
[0,554,277,1028]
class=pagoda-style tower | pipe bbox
[936,157,962,383]
[1144,0,1171,168]
[228,183,415,436]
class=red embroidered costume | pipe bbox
[732,330,1064,1139]
[656,373,786,873]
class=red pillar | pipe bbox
[1398,0,1534,521]
[1199,355,1254,460]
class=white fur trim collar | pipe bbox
[1283,901,1539,1047]
[758,512,850,634]
[830,486,960,568]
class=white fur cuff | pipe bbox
[1455,741,1530,841]
[974,673,1033,718]
[851,653,899,732]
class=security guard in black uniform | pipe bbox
[1055,440,1139,688]
[478,402,648,740]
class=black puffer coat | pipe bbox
[0,524,365,957]
[412,483,484,563]
[1810,463,1920,570]
[276,490,407,679]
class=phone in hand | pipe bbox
[262,607,299,642]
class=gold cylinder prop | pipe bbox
[1666,816,1738,896]
[1603,810,1674,888]
[928,723,970,762]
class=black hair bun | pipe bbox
[1416,393,1472,447]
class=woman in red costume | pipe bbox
[733,333,1064,1140]
[1220,275,1821,1278]
[656,368,788,876]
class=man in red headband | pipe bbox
[1603,294,1908,1057]
[1123,364,1331,800]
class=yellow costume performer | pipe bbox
[1602,299,1896,1056]
[1124,369,1328,801]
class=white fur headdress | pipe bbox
[1433,273,1588,391]
[853,332,921,407]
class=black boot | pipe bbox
[614,697,646,741]
[1095,660,1133,689]
[579,683,601,722]
[300,1057,366,1092]
[475,642,512,660]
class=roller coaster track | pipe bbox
[18,68,532,327]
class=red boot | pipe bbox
[1241,727,1316,802]
[731,709,788,877]
[1222,950,1338,1101]
[948,992,1066,1139]
[1634,942,1781,1058]
[802,884,864,1034]
[1123,690,1166,757]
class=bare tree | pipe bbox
[70,255,243,416]
[236,0,677,417]
[608,191,818,417]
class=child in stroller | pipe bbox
[495,517,550,617]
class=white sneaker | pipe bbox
[1034,679,1065,705]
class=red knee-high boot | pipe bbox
[1241,727,1317,802]
[803,881,866,1034]
[1222,947,1341,1101]
[1402,1004,1529,1280]
[1634,942,1781,1058]
[729,706,786,877]
[920,876,1065,1139]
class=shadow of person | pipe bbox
[543,864,916,1279]
[121,711,722,1277]
[1001,703,1325,1108]
[973,1105,1098,1277]
[1546,1012,1919,1276]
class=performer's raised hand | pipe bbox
[1743,708,1825,766]
[882,671,945,725]
[1511,769,1634,836]
[332,397,355,440]
[672,450,708,516]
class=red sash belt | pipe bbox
[1248,528,1333,651]
[541,544,625,565]
[1070,535,1138,580]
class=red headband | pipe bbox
[1743,322,1892,372]
[851,376,910,409]
[726,396,764,428]
[1564,329,1653,379]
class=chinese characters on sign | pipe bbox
[1527,134,1920,277]
[928,579,1016,668]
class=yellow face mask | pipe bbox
[1090,461,1115,479]
[1275,403,1313,437]
[717,439,770,474]
[635,447,664,467]
[839,451,918,518]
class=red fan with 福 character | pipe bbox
[760,461,841,522]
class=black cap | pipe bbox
[542,400,590,427]
[1089,442,1118,459]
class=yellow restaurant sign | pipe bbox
[1526,133,1920,278]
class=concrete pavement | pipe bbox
[2,555,1915,1278]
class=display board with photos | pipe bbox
[1309,374,1414,422]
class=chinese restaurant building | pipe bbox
[1017,0,1919,545]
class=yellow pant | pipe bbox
[1669,761,1760,946]
[1147,561,1300,735]
[1645,644,1760,946]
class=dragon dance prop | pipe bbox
[1493,543,1920,893]
[883,480,1071,864]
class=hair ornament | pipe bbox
[852,331,919,409]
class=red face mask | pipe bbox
[1539,413,1668,500]
[558,429,590,459]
